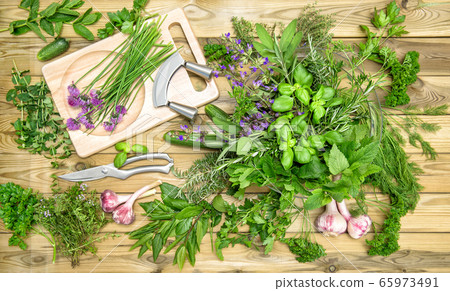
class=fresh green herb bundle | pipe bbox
[73,16,174,133]
[6,64,72,168]
[0,183,38,250]
[1,0,101,41]
[35,183,113,267]
[97,0,149,38]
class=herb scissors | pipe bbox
[58,153,174,182]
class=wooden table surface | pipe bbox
[1,0,450,273]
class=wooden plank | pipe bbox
[0,233,449,273]
[2,37,450,77]
[1,0,450,39]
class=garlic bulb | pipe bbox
[100,190,129,213]
[314,199,347,237]
[112,184,153,225]
[336,199,372,239]
[347,214,372,239]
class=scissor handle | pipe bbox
[119,153,174,179]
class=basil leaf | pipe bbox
[73,23,94,40]
[114,141,131,153]
[131,144,148,153]
[113,152,127,168]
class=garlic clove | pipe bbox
[314,199,347,237]
[112,203,136,225]
[100,189,130,213]
[347,214,372,239]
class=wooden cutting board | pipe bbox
[42,8,219,158]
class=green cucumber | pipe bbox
[163,131,224,149]
[205,104,231,121]
[37,38,70,61]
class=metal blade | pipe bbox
[152,52,185,107]
[58,165,119,182]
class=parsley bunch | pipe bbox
[0,183,38,250]
[97,0,149,38]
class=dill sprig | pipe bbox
[173,152,230,203]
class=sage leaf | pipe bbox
[280,19,297,52]
[236,137,252,155]
[255,23,274,50]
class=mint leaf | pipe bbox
[327,144,349,175]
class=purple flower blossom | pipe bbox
[89,89,98,99]
[178,135,184,141]
[80,183,88,191]
[231,55,239,61]
[269,99,274,104]
[253,79,263,88]
[110,113,123,124]
[78,94,90,106]
[68,83,80,97]
[247,43,253,50]
[263,57,269,65]
[250,66,258,73]
[239,62,243,68]
[255,112,262,119]
[193,125,201,133]
[91,98,103,108]
[213,70,220,78]
[239,49,244,54]
[85,121,95,130]
[225,74,231,80]
[226,46,231,54]
[268,68,274,74]
[261,121,270,129]
[297,111,305,116]
[239,120,245,127]
[239,71,247,78]
[116,105,127,115]
[103,121,115,132]
[180,124,189,131]
[220,65,226,70]
[225,32,231,38]
[66,118,80,130]
[76,112,88,125]
[229,64,235,71]
[272,85,278,92]
[236,39,241,45]
[238,82,243,87]
[67,95,80,107]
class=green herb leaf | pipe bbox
[114,152,127,168]
[175,206,203,220]
[73,23,94,40]
[115,141,131,153]
[131,144,148,153]
[236,137,252,155]
[212,195,227,212]
[255,23,274,50]
[279,19,297,52]
[121,21,134,34]
[26,22,47,42]
[40,18,54,36]
[327,144,349,175]
[152,233,163,261]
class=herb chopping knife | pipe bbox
[58,153,174,181]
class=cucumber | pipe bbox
[211,117,242,135]
[163,131,225,149]
[37,38,70,61]
[205,104,231,121]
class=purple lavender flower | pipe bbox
[91,98,103,108]
[78,94,90,106]
[255,112,262,119]
[116,105,127,115]
[89,89,98,99]
[68,83,80,97]
[85,121,95,130]
[225,32,231,38]
[268,68,274,74]
[261,121,270,129]
[67,95,80,107]
[180,124,189,131]
[103,121,115,132]
[66,118,81,130]
[76,112,88,125]
[110,113,123,124]
[236,39,241,45]
[238,82,243,87]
